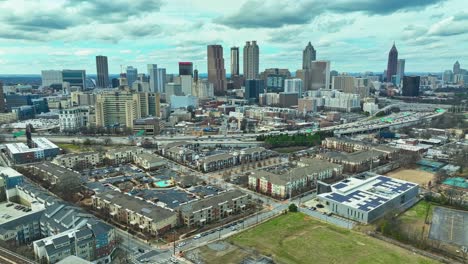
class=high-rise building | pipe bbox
[156,68,166,93]
[96,55,109,88]
[284,78,303,97]
[402,76,420,97]
[453,61,461,75]
[0,81,5,113]
[179,62,193,76]
[303,42,316,69]
[332,75,355,91]
[230,47,239,76]
[244,79,264,102]
[62,70,86,90]
[396,59,405,85]
[95,91,160,128]
[386,43,398,82]
[207,45,227,95]
[41,70,63,87]
[126,66,138,87]
[243,41,259,80]
[180,75,193,95]
[165,83,182,103]
[310,60,330,90]
[147,64,158,92]
[261,68,291,93]
[443,70,453,83]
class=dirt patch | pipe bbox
[386,168,435,187]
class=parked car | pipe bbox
[193,234,201,239]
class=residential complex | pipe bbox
[248,158,342,199]
[179,190,250,227]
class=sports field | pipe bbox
[429,207,467,247]
[225,213,438,264]
[386,168,435,187]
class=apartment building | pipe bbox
[95,91,160,128]
[248,159,342,199]
[92,191,177,236]
[200,153,238,172]
[104,146,145,165]
[34,220,115,264]
[134,153,165,170]
[179,190,249,227]
[53,152,101,169]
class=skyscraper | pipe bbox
[396,59,405,84]
[310,60,330,90]
[453,61,461,75]
[230,47,239,76]
[402,76,420,97]
[147,64,158,92]
[179,62,193,76]
[243,41,259,80]
[303,42,316,69]
[156,68,166,93]
[96,55,109,88]
[0,81,5,113]
[244,79,264,102]
[207,45,227,95]
[386,43,398,82]
[126,66,138,87]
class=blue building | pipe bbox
[5,94,40,110]
[12,105,36,120]
[244,79,265,103]
[32,98,49,114]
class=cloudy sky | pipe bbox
[0,0,466,75]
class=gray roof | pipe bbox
[319,150,384,163]
[95,191,176,222]
[250,159,339,185]
[180,190,248,214]
[30,162,82,182]
[202,153,234,163]
[240,147,266,155]
[55,152,99,159]
[135,153,165,164]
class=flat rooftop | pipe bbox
[6,137,58,154]
[319,175,418,212]
[0,202,39,225]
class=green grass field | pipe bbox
[227,213,438,264]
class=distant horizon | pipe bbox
[0,0,466,74]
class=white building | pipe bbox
[284,78,303,97]
[317,174,419,223]
[41,70,63,87]
[180,75,193,95]
[59,107,90,132]
[363,102,379,115]
[193,80,214,98]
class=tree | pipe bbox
[288,203,298,212]
[103,137,112,146]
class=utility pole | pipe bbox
[173,230,176,256]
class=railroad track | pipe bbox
[0,246,36,264]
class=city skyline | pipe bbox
[0,0,467,74]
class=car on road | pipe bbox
[177,241,186,248]
[193,234,201,239]
[138,248,145,253]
